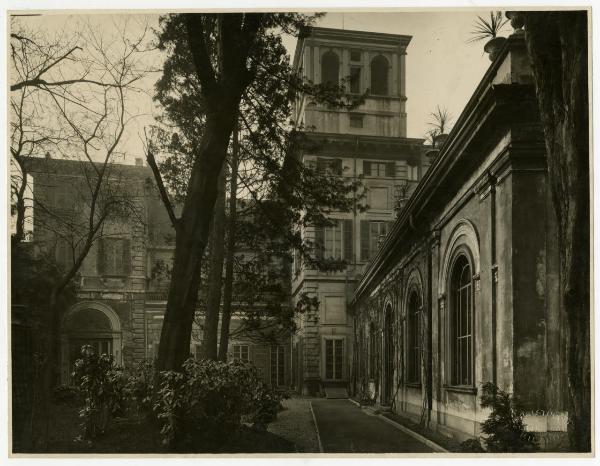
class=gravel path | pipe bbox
[267,396,321,453]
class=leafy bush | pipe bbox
[479,382,539,452]
[71,345,127,439]
[458,438,485,452]
[124,361,154,417]
[153,358,283,451]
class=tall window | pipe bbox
[315,220,353,262]
[324,222,343,259]
[270,346,285,387]
[369,323,376,379]
[407,291,421,383]
[361,220,392,261]
[322,51,339,87]
[233,344,249,362]
[99,238,130,276]
[450,255,473,386]
[325,338,343,380]
[370,55,389,95]
[369,221,389,257]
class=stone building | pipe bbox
[290,27,426,395]
[350,34,569,448]
[21,157,291,387]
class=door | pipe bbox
[324,338,344,380]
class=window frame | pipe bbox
[233,344,250,363]
[323,336,345,381]
[321,50,340,87]
[406,290,422,384]
[270,345,286,387]
[324,222,344,260]
[370,54,390,96]
[448,252,475,388]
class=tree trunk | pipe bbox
[218,125,239,361]
[522,11,590,451]
[201,164,227,360]
[156,109,240,371]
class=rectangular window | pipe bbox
[324,222,343,260]
[270,346,285,387]
[349,66,361,94]
[408,164,419,181]
[100,238,129,276]
[361,220,392,261]
[350,49,362,62]
[369,221,389,257]
[233,344,249,362]
[363,161,395,177]
[325,338,344,380]
[315,219,353,263]
[324,296,346,324]
[316,157,343,175]
[349,114,363,128]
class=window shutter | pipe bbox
[314,226,324,260]
[123,239,131,275]
[97,238,106,275]
[363,161,371,176]
[343,219,353,262]
[360,220,370,261]
[385,162,395,177]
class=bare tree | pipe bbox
[9,16,153,449]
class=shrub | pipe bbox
[458,438,485,452]
[479,382,539,452]
[71,345,127,439]
[124,361,154,417]
[153,358,282,451]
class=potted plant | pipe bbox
[469,11,510,61]
[425,105,452,160]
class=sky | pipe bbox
[9,10,512,164]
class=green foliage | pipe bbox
[153,358,284,451]
[479,382,539,452]
[71,346,127,439]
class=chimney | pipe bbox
[135,158,144,167]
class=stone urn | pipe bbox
[484,36,507,61]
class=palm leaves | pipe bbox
[468,11,509,43]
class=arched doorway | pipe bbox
[383,304,394,405]
[61,302,122,384]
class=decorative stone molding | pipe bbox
[438,219,481,296]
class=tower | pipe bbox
[291,27,424,396]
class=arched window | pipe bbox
[407,291,421,383]
[369,322,376,379]
[450,254,473,386]
[321,51,339,88]
[370,55,389,95]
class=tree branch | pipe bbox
[146,145,179,229]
